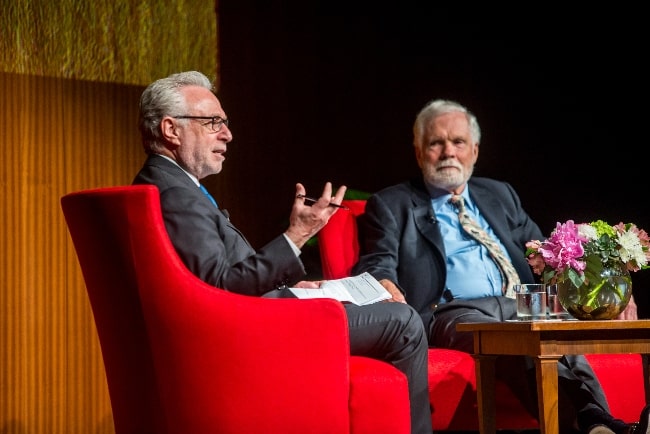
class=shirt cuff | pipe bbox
[283,233,301,257]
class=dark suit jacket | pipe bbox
[352,176,544,327]
[133,154,305,295]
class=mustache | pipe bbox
[435,161,463,170]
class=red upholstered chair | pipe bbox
[61,186,411,434]
[318,199,648,431]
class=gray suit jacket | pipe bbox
[133,154,305,295]
[352,176,544,327]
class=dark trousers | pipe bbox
[346,302,432,434]
[429,296,613,433]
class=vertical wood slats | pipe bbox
[1,71,144,434]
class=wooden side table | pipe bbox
[456,320,650,434]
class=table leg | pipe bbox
[641,354,650,402]
[534,355,561,434]
[474,354,497,434]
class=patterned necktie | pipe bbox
[199,184,218,208]
[450,195,519,298]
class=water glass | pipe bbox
[513,284,547,320]
[546,284,569,319]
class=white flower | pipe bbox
[578,223,598,241]
[617,231,647,266]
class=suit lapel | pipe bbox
[410,185,446,258]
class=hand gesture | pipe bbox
[284,182,346,249]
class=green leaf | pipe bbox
[567,268,586,288]
[344,189,371,200]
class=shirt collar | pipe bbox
[155,154,200,186]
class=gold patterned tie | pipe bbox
[450,195,520,298]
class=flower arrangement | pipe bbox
[525,219,650,319]
[526,220,650,286]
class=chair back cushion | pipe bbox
[318,200,366,279]
[62,185,165,434]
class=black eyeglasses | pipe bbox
[173,115,229,132]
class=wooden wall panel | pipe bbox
[1,72,144,434]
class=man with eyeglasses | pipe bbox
[132,71,432,434]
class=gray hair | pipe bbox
[412,99,481,149]
[138,71,214,153]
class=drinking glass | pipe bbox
[546,283,570,319]
[513,284,547,320]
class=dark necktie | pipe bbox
[199,184,218,208]
[450,195,519,298]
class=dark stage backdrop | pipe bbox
[216,2,649,317]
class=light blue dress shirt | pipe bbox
[431,187,514,302]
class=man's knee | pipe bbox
[393,304,427,344]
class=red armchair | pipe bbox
[61,186,411,434]
[318,199,648,431]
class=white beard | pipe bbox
[422,162,473,191]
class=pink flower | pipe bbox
[538,221,588,273]
[525,240,542,251]
[525,243,546,275]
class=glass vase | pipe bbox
[557,263,632,320]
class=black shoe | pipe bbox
[587,425,615,434]
[629,404,650,434]
[579,408,628,434]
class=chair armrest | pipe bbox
[348,356,410,434]
[142,281,354,433]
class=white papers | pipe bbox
[289,272,391,306]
